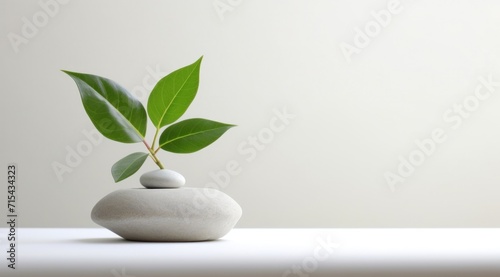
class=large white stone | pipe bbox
[139,169,185,188]
[91,188,242,241]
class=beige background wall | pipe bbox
[2,0,500,228]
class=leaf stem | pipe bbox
[151,127,160,150]
[142,139,165,169]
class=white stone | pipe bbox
[91,188,242,241]
[139,169,185,188]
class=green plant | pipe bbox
[63,56,235,182]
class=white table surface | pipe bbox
[1,228,499,277]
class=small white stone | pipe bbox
[91,188,242,241]
[140,169,185,188]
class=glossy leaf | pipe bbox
[159,118,235,153]
[111,152,149,182]
[63,71,147,143]
[147,57,202,128]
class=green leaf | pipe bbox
[63,70,147,143]
[111,152,149,182]
[159,118,235,153]
[147,56,202,128]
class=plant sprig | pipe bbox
[63,56,235,182]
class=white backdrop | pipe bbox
[1,0,500,228]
